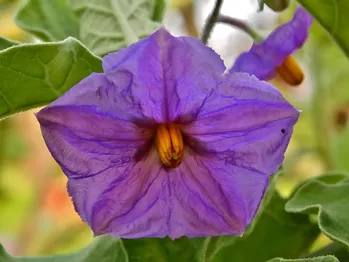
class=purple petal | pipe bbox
[78,73,298,239]
[36,74,154,223]
[37,106,152,179]
[76,147,268,239]
[36,28,300,239]
[229,7,312,80]
[36,28,229,239]
[182,73,300,175]
[102,27,226,123]
[167,149,269,238]
[68,149,170,237]
[39,73,152,123]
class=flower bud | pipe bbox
[264,0,290,12]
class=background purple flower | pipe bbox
[37,28,299,239]
[229,7,312,83]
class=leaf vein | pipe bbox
[0,87,14,112]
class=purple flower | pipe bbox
[36,28,299,239]
[230,7,312,85]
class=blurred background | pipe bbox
[0,0,348,257]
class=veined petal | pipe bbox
[78,147,267,239]
[38,106,152,176]
[39,73,153,123]
[38,107,154,225]
[36,72,154,177]
[229,7,312,80]
[102,27,226,123]
[167,150,269,238]
[36,28,230,239]
[68,149,171,237]
[36,28,300,239]
[182,73,300,175]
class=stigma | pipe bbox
[156,123,184,168]
[275,55,304,86]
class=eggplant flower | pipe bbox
[37,28,299,239]
[230,7,312,85]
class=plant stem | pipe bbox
[216,15,263,42]
[201,0,223,44]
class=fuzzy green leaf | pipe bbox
[267,256,339,262]
[0,37,18,51]
[15,0,80,41]
[68,0,165,56]
[286,174,349,247]
[0,38,102,119]
[209,191,319,262]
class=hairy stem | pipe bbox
[201,0,223,44]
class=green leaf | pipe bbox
[0,37,18,51]
[267,256,339,262]
[297,0,349,58]
[286,174,349,247]
[209,190,319,262]
[0,244,12,261]
[15,0,80,41]
[122,237,208,262]
[0,38,102,119]
[68,0,163,56]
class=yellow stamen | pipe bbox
[156,123,184,168]
[275,55,304,86]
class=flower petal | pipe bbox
[229,7,312,80]
[36,73,154,222]
[36,28,299,239]
[36,28,232,239]
[166,150,269,238]
[68,149,171,237]
[182,73,300,175]
[81,147,267,239]
[39,72,153,123]
[37,107,152,178]
[102,27,226,123]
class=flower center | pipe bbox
[275,55,304,86]
[156,123,183,168]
